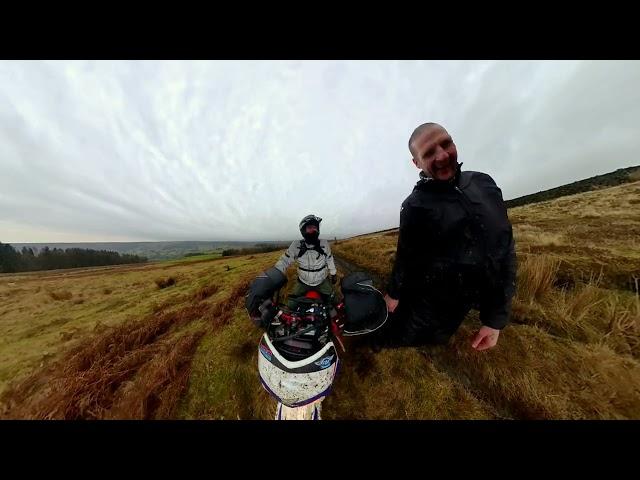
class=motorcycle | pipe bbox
[245,268,388,420]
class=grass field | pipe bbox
[1,182,639,419]
[0,253,278,418]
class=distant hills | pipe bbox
[504,165,640,208]
[7,240,293,261]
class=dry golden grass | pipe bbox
[516,255,561,303]
[510,181,640,290]
[104,329,208,420]
[0,250,282,419]
[427,320,640,419]
[0,251,279,405]
[48,290,73,301]
[192,284,220,302]
[324,341,497,419]
[602,293,640,358]
[515,225,567,247]
[155,276,177,289]
[2,182,639,419]
[331,234,398,285]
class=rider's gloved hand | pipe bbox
[258,299,277,327]
[250,313,263,328]
[249,299,275,328]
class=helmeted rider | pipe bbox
[274,215,338,308]
[247,217,388,420]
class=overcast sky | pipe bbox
[1,60,638,243]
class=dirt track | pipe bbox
[333,255,384,289]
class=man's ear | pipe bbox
[411,157,419,168]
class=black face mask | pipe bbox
[302,231,319,244]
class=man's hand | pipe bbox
[471,326,500,351]
[384,294,399,313]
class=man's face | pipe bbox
[411,125,458,181]
[302,223,319,243]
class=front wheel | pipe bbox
[275,400,322,420]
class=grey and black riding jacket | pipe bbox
[274,239,337,287]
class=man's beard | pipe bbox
[302,231,320,244]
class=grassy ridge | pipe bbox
[504,165,640,208]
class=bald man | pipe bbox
[378,122,517,351]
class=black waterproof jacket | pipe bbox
[386,165,517,330]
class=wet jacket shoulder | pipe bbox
[386,168,517,330]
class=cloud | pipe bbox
[1,60,638,242]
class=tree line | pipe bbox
[221,244,289,257]
[0,242,147,273]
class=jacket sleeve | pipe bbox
[480,235,517,330]
[479,176,518,330]
[386,204,420,299]
[324,242,337,276]
[274,241,298,275]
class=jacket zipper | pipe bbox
[454,186,474,218]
